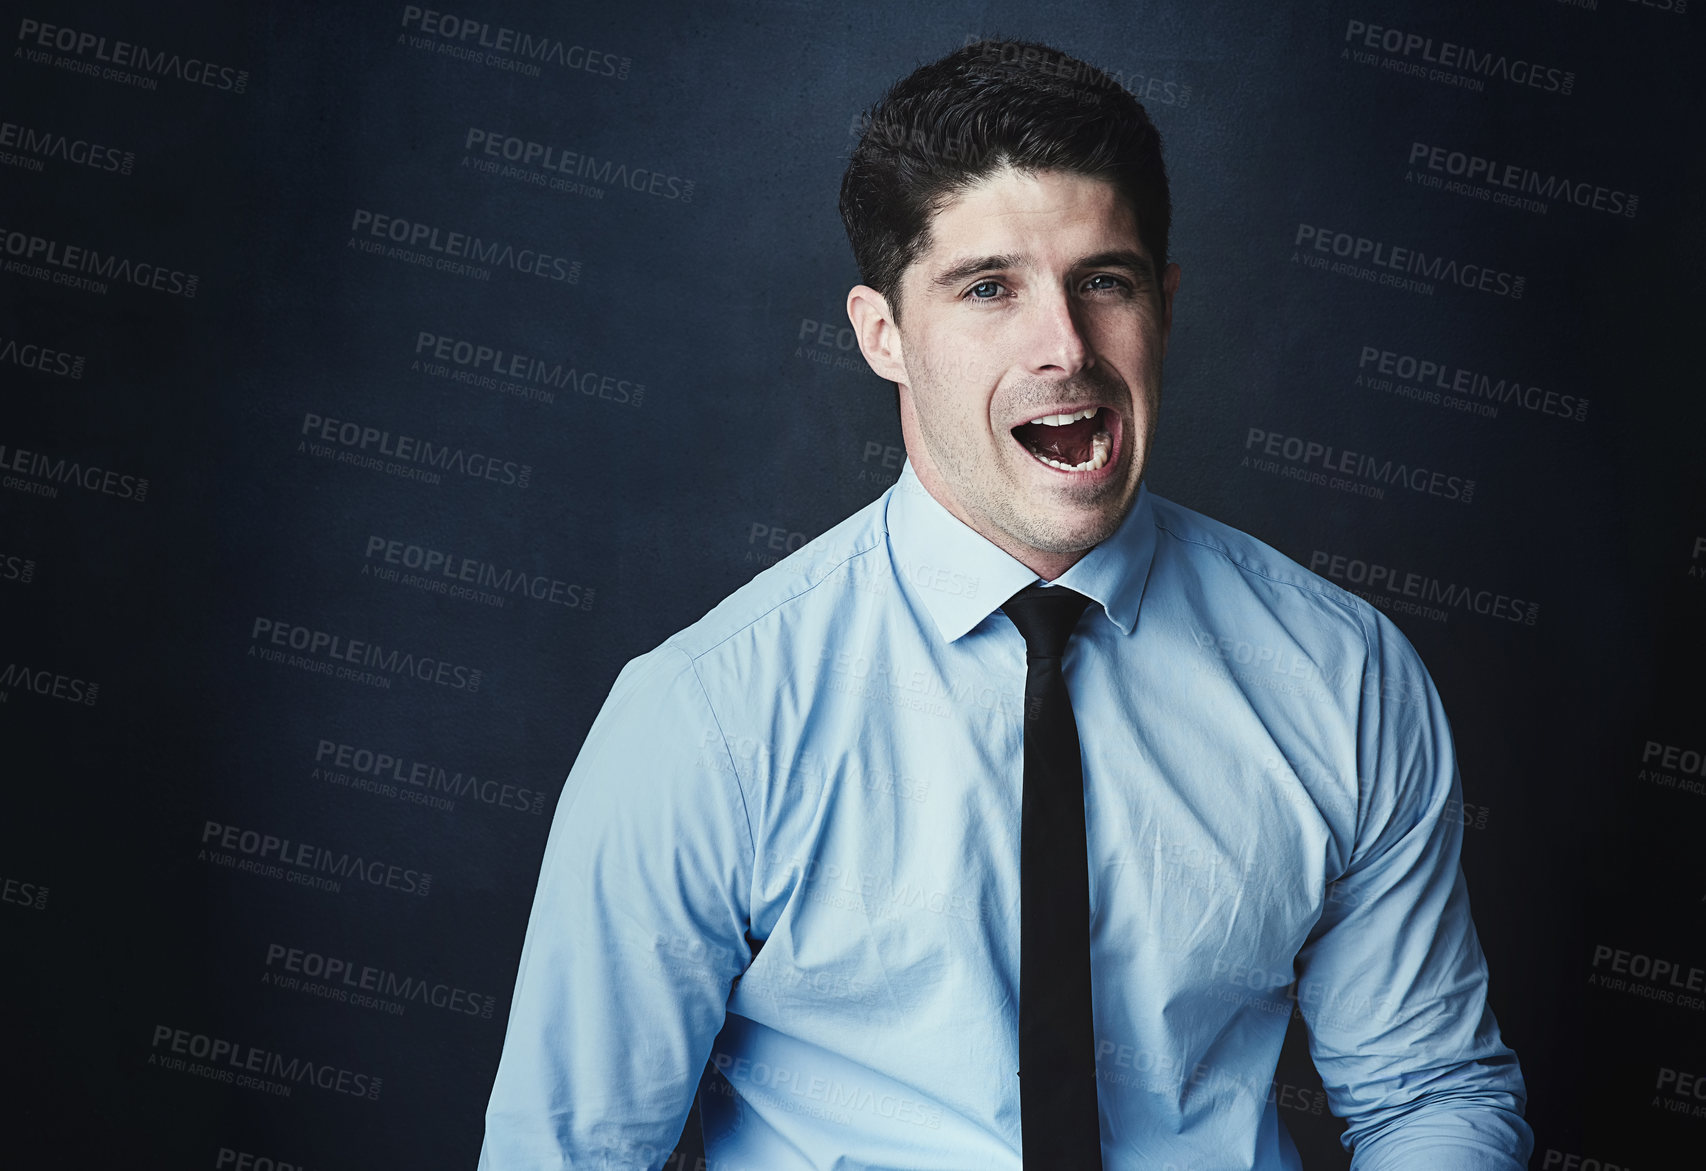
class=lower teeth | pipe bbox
[1033,431,1111,472]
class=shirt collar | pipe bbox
[885,460,1157,643]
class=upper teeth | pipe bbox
[1031,407,1099,427]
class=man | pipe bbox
[480,40,1531,1169]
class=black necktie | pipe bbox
[1003,583,1103,1167]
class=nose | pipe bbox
[1025,285,1094,378]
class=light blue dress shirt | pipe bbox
[480,462,1531,1170]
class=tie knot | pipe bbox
[1002,584,1091,659]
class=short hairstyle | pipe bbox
[839,38,1172,324]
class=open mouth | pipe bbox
[1011,406,1113,473]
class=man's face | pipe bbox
[855,166,1179,577]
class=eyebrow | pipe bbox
[926,248,1156,292]
[927,253,1024,291]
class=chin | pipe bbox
[1016,508,1125,555]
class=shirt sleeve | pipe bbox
[1292,609,1532,1171]
[479,643,756,1170]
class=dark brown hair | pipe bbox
[839,38,1172,323]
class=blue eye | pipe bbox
[966,280,1006,300]
[1084,274,1127,292]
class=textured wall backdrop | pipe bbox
[3,1,1703,1167]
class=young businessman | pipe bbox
[480,40,1531,1169]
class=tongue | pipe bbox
[1015,414,1099,466]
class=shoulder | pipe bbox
[1146,492,1436,698]
[652,490,893,668]
[1148,493,1366,616]
[1145,491,1380,655]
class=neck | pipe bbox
[1010,545,1089,584]
[903,455,1092,583]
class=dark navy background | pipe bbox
[3,1,1702,1167]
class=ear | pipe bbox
[847,284,908,384]
[1159,263,1181,358]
